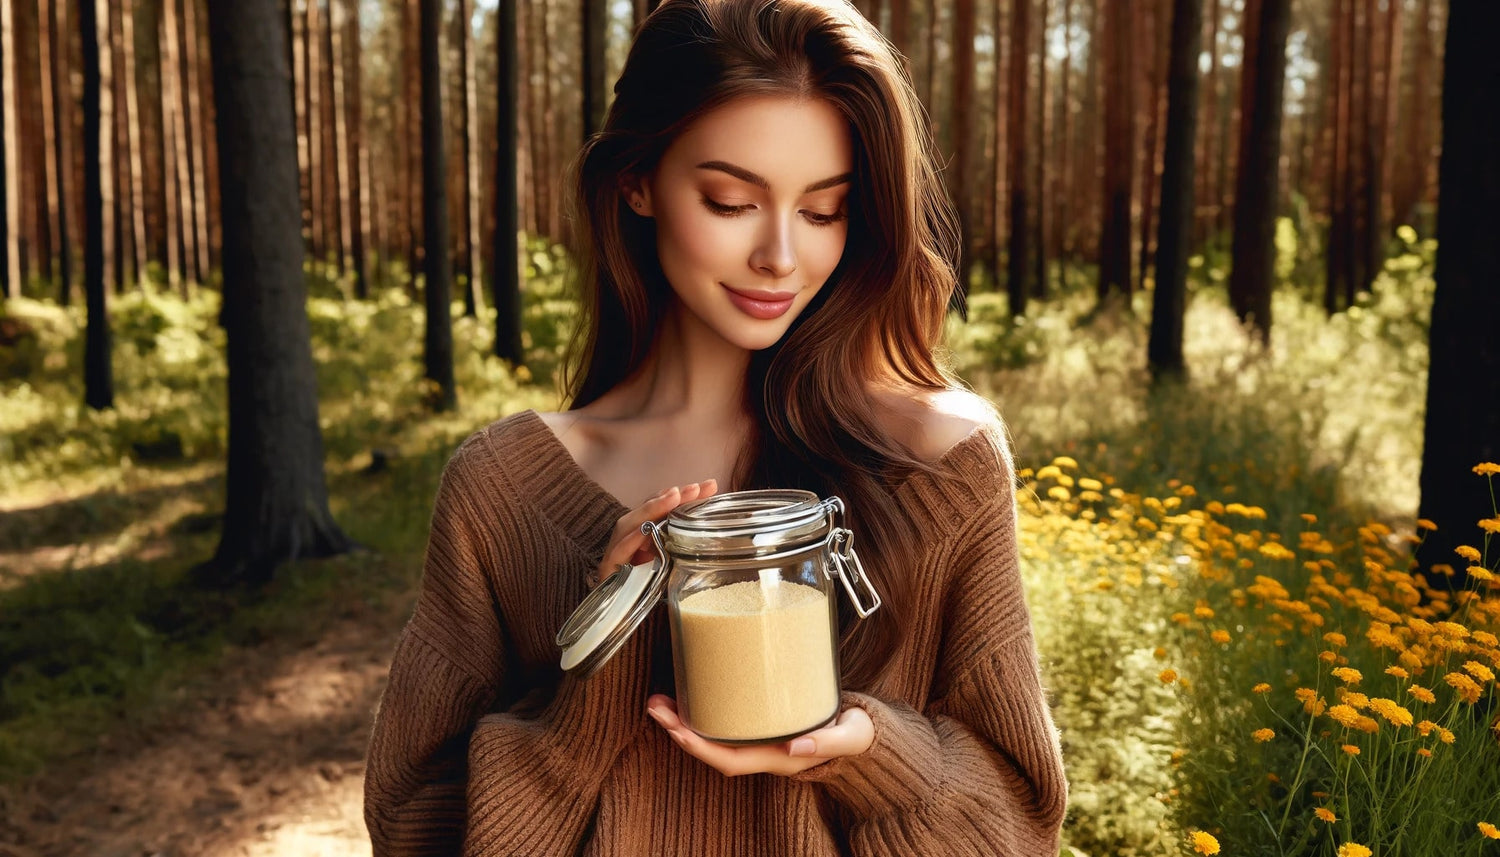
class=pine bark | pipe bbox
[1226,0,1291,343]
[204,0,353,587]
[951,0,975,303]
[181,0,209,282]
[344,0,368,297]
[1148,0,1203,381]
[0,0,10,299]
[1097,0,1134,302]
[330,0,353,275]
[493,0,522,365]
[421,0,456,411]
[121,0,149,286]
[161,0,186,290]
[1006,0,1031,314]
[81,0,113,409]
[581,0,606,138]
[1416,0,1500,590]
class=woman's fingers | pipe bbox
[645,694,873,777]
[603,480,720,570]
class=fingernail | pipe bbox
[789,737,816,756]
[646,707,664,721]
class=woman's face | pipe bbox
[628,95,854,352]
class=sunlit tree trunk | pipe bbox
[330,0,352,277]
[161,0,187,291]
[182,0,209,283]
[344,0,368,297]
[121,0,148,287]
[1032,0,1048,299]
[581,0,606,138]
[1137,0,1168,290]
[951,0,975,306]
[0,0,11,300]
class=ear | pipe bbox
[621,176,655,217]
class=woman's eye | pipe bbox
[701,196,751,217]
[802,210,848,227]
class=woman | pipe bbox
[364,0,1067,853]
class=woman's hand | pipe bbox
[591,480,719,587]
[645,694,875,777]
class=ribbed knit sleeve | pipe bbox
[365,436,506,855]
[790,431,1068,855]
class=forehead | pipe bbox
[662,95,853,186]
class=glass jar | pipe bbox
[555,489,881,744]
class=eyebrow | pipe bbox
[695,160,852,193]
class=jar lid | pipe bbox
[555,555,668,679]
[664,489,831,559]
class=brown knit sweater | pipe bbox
[364,408,1067,856]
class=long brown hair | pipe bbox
[564,0,966,691]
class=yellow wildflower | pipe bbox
[1323,632,1348,647]
[1194,604,1216,619]
[1253,682,1272,694]
[1439,727,1456,744]
[1479,822,1500,839]
[1047,486,1071,502]
[1252,728,1275,743]
[1332,667,1364,685]
[1341,744,1360,755]
[1465,660,1495,682]
[1456,545,1483,562]
[1446,672,1483,704]
[1355,716,1380,734]
[1385,666,1410,679]
[1305,695,1328,716]
[1327,705,1362,729]
[1189,831,1220,855]
[1418,747,1433,758]
[1409,685,1437,704]
[1417,518,1439,531]
[1475,462,1500,476]
[1315,807,1337,823]
[1369,698,1414,727]
[1338,845,1373,857]
[1337,690,1370,709]
[1211,629,1231,644]
[1051,455,1078,470]
[1416,720,1437,736]
[1171,612,1191,625]
[1159,669,1178,684]
[1481,518,1500,535]
[1470,566,1496,582]
[1320,650,1339,664]
[1295,688,1317,703]
[1154,646,1169,659]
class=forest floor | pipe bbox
[0,571,392,857]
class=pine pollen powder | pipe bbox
[675,579,839,742]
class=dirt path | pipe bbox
[0,594,402,857]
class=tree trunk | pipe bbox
[581,0,606,139]
[161,0,187,290]
[1326,0,1354,313]
[889,0,909,60]
[0,0,10,300]
[181,0,209,283]
[1097,0,1133,303]
[344,0,367,297]
[1137,0,1169,290]
[330,0,352,276]
[405,0,420,283]
[1394,0,1432,231]
[1005,0,1030,315]
[204,0,353,587]
[1226,0,1290,343]
[306,0,324,262]
[1031,0,1048,299]
[951,0,975,306]
[1416,0,1500,591]
[80,0,113,409]
[493,0,521,365]
[45,0,74,295]
[457,0,481,315]
[421,0,456,411]
[320,0,342,273]
[121,0,149,287]
[1194,0,1219,249]
[1057,0,1073,259]
[1148,0,1203,381]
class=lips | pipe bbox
[722,284,797,320]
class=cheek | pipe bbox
[807,227,849,278]
[657,205,742,274]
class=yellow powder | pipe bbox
[674,579,839,742]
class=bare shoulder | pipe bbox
[869,384,1001,464]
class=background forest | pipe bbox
[1,0,1498,855]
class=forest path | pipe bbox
[0,585,398,857]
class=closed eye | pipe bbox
[701,196,847,227]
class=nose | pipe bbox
[749,216,798,279]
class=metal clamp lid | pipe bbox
[555,522,670,679]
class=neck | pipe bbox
[615,301,753,429]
